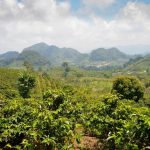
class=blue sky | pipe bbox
[0,0,150,54]
[65,0,150,19]
[69,0,150,10]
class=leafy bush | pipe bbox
[83,95,150,149]
[0,90,79,149]
[112,76,144,102]
[18,73,36,98]
[43,90,66,110]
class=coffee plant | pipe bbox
[83,95,150,149]
[0,90,81,149]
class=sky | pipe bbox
[0,0,150,54]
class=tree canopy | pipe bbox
[112,76,144,102]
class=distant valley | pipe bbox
[0,42,149,70]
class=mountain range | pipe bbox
[0,42,142,69]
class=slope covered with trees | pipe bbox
[124,55,150,73]
[0,42,131,69]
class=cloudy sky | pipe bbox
[0,0,150,53]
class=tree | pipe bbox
[112,76,144,102]
[62,62,70,77]
[18,73,36,98]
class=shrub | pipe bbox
[83,95,150,150]
[0,91,77,149]
[112,76,144,102]
[43,90,65,110]
[18,73,36,98]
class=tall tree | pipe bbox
[62,62,70,77]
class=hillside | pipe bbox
[23,42,87,65]
[0,51,19,66]
[0,50,51,69]
[13,50,51,69]
[0,43,130,69]
[90,47,128,61]
[124,55,150,73]
[86,47,129,68]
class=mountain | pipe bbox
[87,47,130,68]
[0,50,51,69]
[23,42,87,65]
[0,42,130,69]
[13,50,51,69]
[0,51,19,66]
[90,47,128,61]
[23,43,129,67]
[0,51,19,59]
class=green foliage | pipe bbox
[83,95,150,149]
[144,78,150,88]
[43,90,65,110]
[112,76,144,102]
[18,73,36,98]
[0,67,150,149]
[0,68,63,100]
[0,68,20,99]
[124,55,150,72]
[0,90,80,149]
[62,62,70,77]
[123,56,143,68]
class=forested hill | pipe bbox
[23,42,87,65]
[124,55,150,72]
[0,42,130,68]
[90,47,128,61]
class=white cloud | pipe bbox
[0,0,150,53]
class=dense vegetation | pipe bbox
[0,66,150,149]
[18,73,36,98]
[112,76,144,102]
